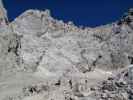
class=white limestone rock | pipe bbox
[0,3,133,99]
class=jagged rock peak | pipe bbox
[19,9,51,19]
[12,9,92,34]
[13,8,133,35]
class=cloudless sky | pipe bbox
[3,0,133,27]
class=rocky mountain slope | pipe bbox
[0,1,133,99]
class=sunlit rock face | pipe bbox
[0,5,133,100]
[11,8,133,74]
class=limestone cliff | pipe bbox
[0,1,133,100]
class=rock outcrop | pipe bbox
[0,1,133,100]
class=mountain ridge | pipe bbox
[0,2,133,99]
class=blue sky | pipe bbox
[4,0,133,27]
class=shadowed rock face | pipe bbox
[0,2,133,100]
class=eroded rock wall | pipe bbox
[0,4,133,100]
